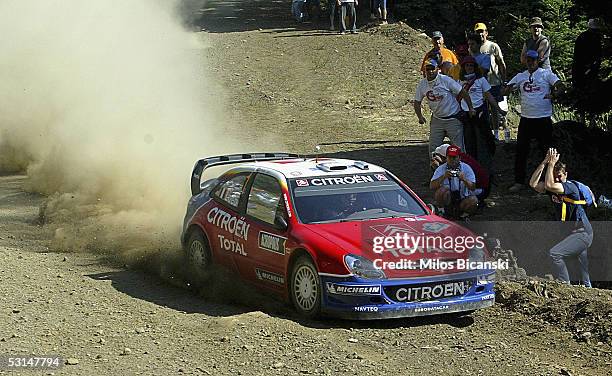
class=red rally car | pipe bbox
[181,153,496,319]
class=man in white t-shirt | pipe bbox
[503,49,565,192]
[430,145,478,217]
[413,59,476,159]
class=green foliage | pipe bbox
[396,0,589,76]
[394,0,609,116]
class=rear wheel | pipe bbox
[290,255,321,318]
[185,229,212,287]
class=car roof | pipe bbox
[236,158,388,179]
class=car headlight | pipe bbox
[344,254,386,279]
[469,246,496,283]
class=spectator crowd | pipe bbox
[292,0,392,33]
[287,1,609,286]
[411,17,608,287]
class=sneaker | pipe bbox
[350,30,358,34]
[380,20,388,25]
[340,31,346,35]
[508,183,525,193]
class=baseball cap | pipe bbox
[474,22,487,31]
[525,50,539,59]
[425,59,438,68]
[530,17,543,27]
[432,31,443,39]
[446,145,461,157]
[434,144,450,157]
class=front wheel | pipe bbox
[290,255,321,318]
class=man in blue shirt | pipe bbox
[467,34,491,75]
[529,148,594,287]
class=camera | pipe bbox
[448,168,460,178]
[598,195,612,209]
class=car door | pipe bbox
[238,173,289,291]
[206,172,252,271]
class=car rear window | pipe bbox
[289,173,427,223]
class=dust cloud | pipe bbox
[0,0,240,262]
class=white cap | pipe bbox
[434,144,450,156]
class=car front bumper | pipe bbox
[320,271,495,319]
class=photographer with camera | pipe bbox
[431,143,490,204]
[430,145,478,218]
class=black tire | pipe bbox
[289,255,322,318]
[184,229,212,288]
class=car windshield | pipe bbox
[289,173,427,224]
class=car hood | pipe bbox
[304,215,482,278]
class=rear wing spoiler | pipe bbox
[190,152,300,196]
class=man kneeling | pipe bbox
[430,145,478,217]
[431,143,491,204]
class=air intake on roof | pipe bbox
[316,162,348,172]
[353,161,369,170]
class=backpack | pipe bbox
[560,180,597,221]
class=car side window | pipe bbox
[212,174,249,208]
[246,174,284,226]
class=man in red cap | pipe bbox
[431,143,490,203]
[430,144,478,217]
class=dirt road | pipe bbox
[1,1,612,375]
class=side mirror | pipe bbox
[275,215,288,231]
